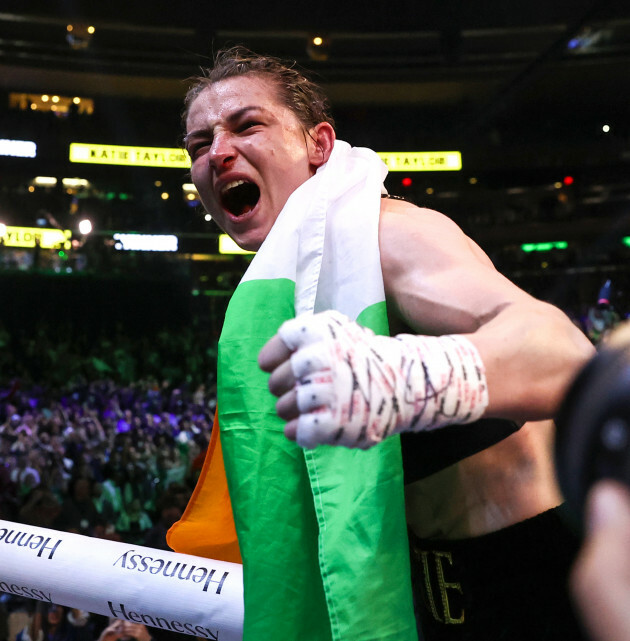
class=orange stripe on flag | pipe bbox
[166,410,242,563]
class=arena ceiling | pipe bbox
[1,0,629,124]
[2,0,630,219]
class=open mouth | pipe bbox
[220,179,260,217]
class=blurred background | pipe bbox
[1,0,630,638]
[2,0,630,320]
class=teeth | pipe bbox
[221,179,248,194]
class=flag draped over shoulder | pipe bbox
[171,141,417,641]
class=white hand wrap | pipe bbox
[278,310,489,449]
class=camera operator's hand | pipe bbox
[571,480,630,641]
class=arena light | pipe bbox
[218,234,254,255]
[0,139,37,158]
[70,143,190,168]
[113,233,178,252]
[78,219,92,235]
[62,178,90,188]
[33,176,58,187]
[307,34,330,61]
[9,92,94,115]
[183,183,200,205]
[567,27,607,52]
[378,152,462,172]
[521,241,568,253]
[183,183,199,195]
[1,226,72,249]
[66,23,94,50]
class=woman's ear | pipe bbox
[307,122,336,170]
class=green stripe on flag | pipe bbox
[219,277,332,640]
[219,282,417,640]
[357,300,390,335]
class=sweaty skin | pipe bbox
[260,196,594,537]
[377,197,591,536]
[404,420,562,539]
[378,197,593,423]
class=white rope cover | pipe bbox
[0,520,243,641]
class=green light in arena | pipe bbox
[521,241,568,253]
[622,237,630,247]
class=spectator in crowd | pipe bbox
[0,461,18,520]
[0,369,219,639]
[15,604,93,641]
[52,477,100,536]
[115,497,153,544]
[96,619,153,641]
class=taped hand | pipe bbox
[258,310,488,450]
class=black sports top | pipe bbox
[401,419,521,484]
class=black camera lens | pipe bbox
[555,344,630,524]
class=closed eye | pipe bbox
[236,120,262,133]
[186,140,211,161]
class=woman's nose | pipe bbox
[208,132,236,170]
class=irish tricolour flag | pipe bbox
[171,142,417,641]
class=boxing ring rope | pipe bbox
[0,520,243,641]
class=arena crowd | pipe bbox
[0,319,218,641]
